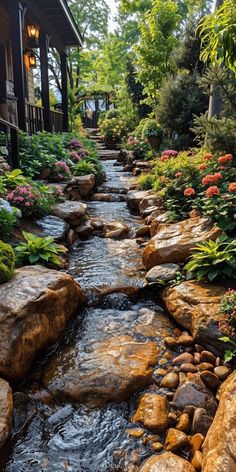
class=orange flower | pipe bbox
[202,173,222,186]
[160,155,169,161]
[184,187,195,197]
[175,172,182,178]
[218,154,233,164]
[228,183,236,193]
[199,163,207,170]
[206,186,220,197]
[203,153,213,161]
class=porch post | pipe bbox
[39,31,51,132]
[60,51,69,132]
[9,0,26,131]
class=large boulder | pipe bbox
[52,201,86,226]
[142,217,221,269]
[43,335,158,406]
[126,190,153,213]
[162,281,227,354]
[65,174,95,200]
[173,375,217,416]
[0,379,13,449]
[203,372,236,472]
[139,194,161,217]
[0,266,85,382]
[138,453,195,472]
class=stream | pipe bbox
[0,155,177,472]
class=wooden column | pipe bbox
[9,0,26,131]
[40,32,51,131]
[60,51,69,132]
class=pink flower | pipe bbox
[206,186,220,197]
[175,172,182,178]
[25,202,31,207]
[184,187,195,197]
[161,149,178,157]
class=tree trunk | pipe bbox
[208,0,224,118]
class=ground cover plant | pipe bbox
[15,232,67,267]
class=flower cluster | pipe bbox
[218,154,233,164]
[184,187,195,197]
[161,149,178,158]
[203,153,213,161]
[206,186,220,197]
[68,139,83,150]
[50,161,71,181]
[202,173,222,186]
[7,185,39,216]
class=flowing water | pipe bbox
[1,156,177,472]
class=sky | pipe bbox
[106,0,118,32]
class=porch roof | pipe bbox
[24,0,83,50]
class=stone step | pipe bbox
[91,193,126,202]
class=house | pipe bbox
[0,0,82,167]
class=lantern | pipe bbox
[27,25,40,41]
[28,51,37,69]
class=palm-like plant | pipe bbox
[15,231,67,266]
[184,235,236,282]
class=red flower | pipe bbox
[199,163,207,170]
[218,154,233,164]
[228,183,236,193]
[206,186,220,197]
[203,153,213,161]
[202,173,222,186]
[184,187,195,197]
[175,172,182,178]
[214,172,223,180]
[160,155,169,161]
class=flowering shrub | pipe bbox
[125,135,151,159]
[6,183,62,218]
[161,149,178,158]
[184,187,195,197]
[100,117,127,145]
[49,161,72,182]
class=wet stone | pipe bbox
[36,215,69,242]
[146,264,180,283]
[175,413,190,433]
[180,363,198,374]
[192,408,213,436]
[132,393,169,433]
[173,353,194,365]
[214,365,231,380]
[200,350,216,365]
[138,452,195,472]
[189,433,205,452]
[191,451,203,471]
[161,372,179,389]
[200,371,220,391]
[165,428,190,452]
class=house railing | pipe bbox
[51,110,64,133]
[0,117,19,169]
[25,102,44,135]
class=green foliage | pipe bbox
[15,232,67,267]
[73,160,97,176]
[192,114,236,156]
[100,116,128,145]
[142,119,163,138]
[198,0,236,73]
[137,173,154,190]
[220,289,236,329]
[0,241,15,284]
[219,337,236,363]
[199,192,236,233]
[106,109,121,119]
[184,235,236,282]
[0,208,18,240]
[2,169,28,189]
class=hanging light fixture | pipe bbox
[28,51,37,69]
[27,25,40,41]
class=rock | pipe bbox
[36,215,69,242]
[138,452,195,472]
[43,335,158,406]
[161,372,179,389]
[126,428,144,438]
[132,393,169,433]
[214,366,230,381]
[65,174,95,199]
[200,350,216,365]
[135,226,150,238]
[75,222,93,238]
[200,371,219,391]
[0,266,85,382]
[0,157,10,175]
[192,408,213,435]
[90,218,104,231]
[198,363,214,372]
[146,264,180,283]
[180,363,198,374]
[139,195,160,217]
[103,221,130,239]
[150,212,170,236]
[173,376,217,416]
[173,353,194,365]
[191,451,203,471]
[143,217,221,269]
[190,433,204,452]
[164,337,179,350]
[165,428,189,452]
[151,442,163,452]
[176,413,190,432]
[127,190,153,213]
[178,333,194,347]
[203,372,236,472]
[162,282,227,355]
[0,198,16,215]
[194,353,201,365]
[52,201,86,226]
[0,379,13,449]
[67,229,78,245]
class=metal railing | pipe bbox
[25,102,44,134]
[0,117,19,169]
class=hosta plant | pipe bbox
[3,169,28,189]
[15,232,67,267]
[184,235,236,282]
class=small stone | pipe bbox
[192,408,213,436]
[146,264,180,283]
[198,363,214,372]
[164,337,179,350]
[191,451,203,471]
[135,226,150,238]
[161,372,179,389]
[163,352,173,360]
[214,365,230,380]
[194,353,201,365]
[190,433,204,452]
[147,434,161,442]
[215,357,221,367]
[183,406,196,419]
[166,392,174,401]
[200,350,216,365]
[168,412,177,425]
[151,442,163,452]
[159,358,168,366]
[195,345,204,353]
[176,413,190,432]
[178,333,194,347]
[173,353,194,365]
[132,393,169,433]
[200,371,220,391]
[165,428,189,452]
[180,363,198,374]
[126,428,144,438]
[154,368,167,377]
[67,229,78,245]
